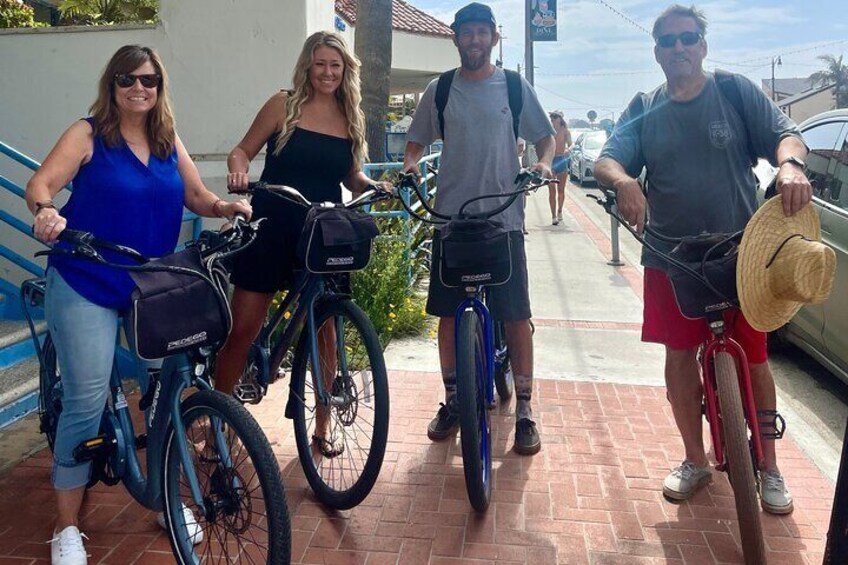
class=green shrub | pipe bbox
[352,216,432,347]
[0,0,35,28]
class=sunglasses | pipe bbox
[656,31,702,48]
[114,73,161,89]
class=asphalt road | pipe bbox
[571,178,848,483]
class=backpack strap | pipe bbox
[435,68,524,141]
[504,69,524,141]
[714,69,757,167]
[435,69,457,140]
[622,92,647,180]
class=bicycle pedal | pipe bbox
[233,383,263,405]
[72,435,113,462]
[135,433,148,450]
[757,410,786,440]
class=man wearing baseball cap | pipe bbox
[403,2,555,456]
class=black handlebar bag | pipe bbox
[129,246,232,360]
[297,206,380,273]
[666,234,740,319]
[439,219,512,288]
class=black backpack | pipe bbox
[622,69,757,178]
[435,68,524,140]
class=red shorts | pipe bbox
[642,268,768,364]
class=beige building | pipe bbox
[778,83,838,123]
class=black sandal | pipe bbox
[312,434,345,458]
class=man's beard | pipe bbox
[459,45,492,71]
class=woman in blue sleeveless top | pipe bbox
[25,45,251,564]
[215,32,389,459]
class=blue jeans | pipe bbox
[45,268,155,490]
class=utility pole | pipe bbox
[524,0,534,85]
[496,24,504,68]
[771,56,782,101]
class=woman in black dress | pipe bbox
[216,32,386,456]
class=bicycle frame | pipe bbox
[701,320,765,471]
[455,290,496,409]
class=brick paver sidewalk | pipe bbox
[0,370,832,564]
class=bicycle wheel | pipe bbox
[493,321,514,402]
[456,310,492,512]
[162,390,291,564]
[39,333,62,451]
[714,352,766,565]
[290,298,389,510]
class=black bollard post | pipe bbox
[823,416,848,564]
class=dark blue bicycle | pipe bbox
[223,182,391,510]
[22,220,291,564]
[396,169,554,511]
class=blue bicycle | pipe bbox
[396,169,553,511]
[22,220,291,564]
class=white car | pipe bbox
[569,130,608,186]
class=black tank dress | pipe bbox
[231,127,354,293]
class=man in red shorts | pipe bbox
[595,4,811,514]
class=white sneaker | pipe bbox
[50,526,88,565]
[556,213,563,223]
[662,460,712,500]
[552,216,559,226]
[760,469,794,514]
[157,503,205,545]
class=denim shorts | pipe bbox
[552,154,570,175]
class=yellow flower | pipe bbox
[283,311,292,320]
[389,303,395,309]
[388,312,397,319]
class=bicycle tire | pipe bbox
[39,333,61,452]
[714,352,766,565]
[493,322,514,402]
[290,298,389,510]
[456,310,492,512]
[162,389,291,564]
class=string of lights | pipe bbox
[593,0,651,36]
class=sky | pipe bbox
[411,0,848,123]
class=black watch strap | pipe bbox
[779,156,805,170]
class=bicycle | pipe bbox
[394,169,554,512]
[224,182,391,510]
[589,189,786,565]
[21,220,291,564]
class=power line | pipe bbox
[594,0,651,36]
[537,69,659,78]
[707,39,848,67]
[534,83,623,110]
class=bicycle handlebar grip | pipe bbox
[57,229,92,245]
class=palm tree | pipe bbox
[808,54,848,109]
[355,0,393,162]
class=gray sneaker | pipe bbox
[513,418,541,455]
[760,469,794,514]
[662,461,712,501]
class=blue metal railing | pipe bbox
[0,139,202,310]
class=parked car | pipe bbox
[569,129,608,185]
[755,109,848,384]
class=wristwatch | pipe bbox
[34,200,56,215]
[779,156,806,170]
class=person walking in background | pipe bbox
[594,4,811,514]
[26,45,251,564]
[549,111,572,225]
[402,2,554,455]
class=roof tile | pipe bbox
[335,0,453,38]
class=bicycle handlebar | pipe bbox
[586,189,742,303]
[394,168,557,225]
[236,181,393,210]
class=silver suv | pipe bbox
[756,109,848,383]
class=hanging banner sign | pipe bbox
[530,0,557,42]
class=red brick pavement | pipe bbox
[0,371,833,564]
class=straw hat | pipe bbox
[737,195,836,332]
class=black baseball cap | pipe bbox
[450,2,496,34]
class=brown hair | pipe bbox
[652,4,708,40]
[89,45,176,160]
[274,32,367,169]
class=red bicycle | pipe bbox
[590,190,785,565]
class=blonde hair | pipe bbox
[273,32,368,169]
[89,45,176,160]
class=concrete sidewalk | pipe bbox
[0,183,834,564]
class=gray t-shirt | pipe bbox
[406,68,554,231]
[599,72,802,270]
